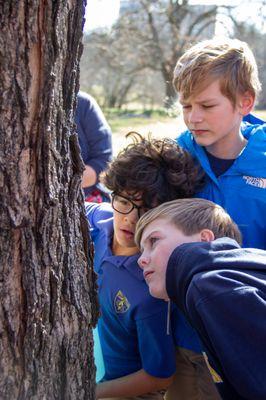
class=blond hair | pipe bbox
[173,37,261,106]
[135,198,242,247]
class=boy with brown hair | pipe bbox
[173,37,266,249]
[136,198,266,400]
[86,133,220,399]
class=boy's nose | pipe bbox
[138,254,149,269]
[124,208,139,224]
[188,108,203,124]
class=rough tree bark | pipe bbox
[0,1,99,399]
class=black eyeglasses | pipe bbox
[111,193,148,219]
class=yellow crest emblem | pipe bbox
[114,290,130,313]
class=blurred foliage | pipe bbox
[105,107,174,132]
[81,0,266,109]
[81,0,218,108]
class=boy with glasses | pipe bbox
[86,133,220,399]
[111,193,148,219]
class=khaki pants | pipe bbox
[100,391,165,400]
[165,348,221,400]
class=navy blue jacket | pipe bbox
[166,238,266,400]
[75,92,112,195]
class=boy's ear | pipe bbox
[238,91,255,116]
[200,229,215,242]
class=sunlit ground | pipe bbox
[110,109,266,155]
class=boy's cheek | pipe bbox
[150,284,168,300]
[160,252,172,271]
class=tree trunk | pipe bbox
[0,1,99,399]
[161,60,179,108]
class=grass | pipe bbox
[104,107,170,118]
[104,108,175,133]
[109,115,175,133]
[254,109,266,120]
[106,107,265,135]
[108,107,266,155]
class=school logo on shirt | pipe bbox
[243,176,266,189]
[114,290,130,313]
[203,352,223,383]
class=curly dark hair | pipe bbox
[101,132,205,208]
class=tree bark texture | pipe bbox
[0,1,99,399]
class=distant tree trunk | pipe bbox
[164,78,178,108]
[0,1,99,399]
[161,61,179,107]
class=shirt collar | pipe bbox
[124,254,144,281]
[99,217,144,281]
[103,253,144,281]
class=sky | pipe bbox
[84,0,265,34]
[84,0,120,32]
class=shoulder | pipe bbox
[243,113,265,125]
[188,252,265,304]
[85,202,113,228]
[76,91,96,114]
[176,129,201,160]
[242,121,266,140]
[241,122,266,174]
[76,92,109,128]
[176,129,193,147]
[77,91,94,105]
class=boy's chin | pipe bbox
[149,287,169,301]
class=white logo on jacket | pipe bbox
[243,176,266,189]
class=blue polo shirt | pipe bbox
[86,202,176,380]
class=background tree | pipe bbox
[0,1,98,399]
[81,0,266,110]
[81,29,144,108]
[232,3,266,108]
[81,0,219,107]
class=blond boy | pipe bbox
[173,37,266,249]
[136,198,266,400]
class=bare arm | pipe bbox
[96,369,173,399]
[81,164,97,188]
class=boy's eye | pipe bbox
[150,237,159,246]
[120,199,129,205]
[182,105,191,110]
[202,104,215,109]
[117,197,130,206]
